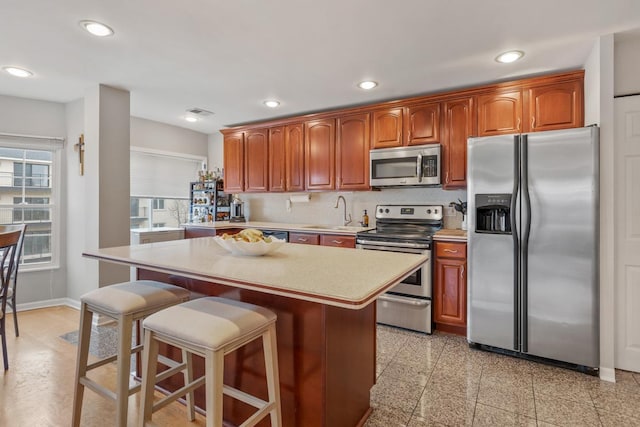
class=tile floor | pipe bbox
[366,325,640,427]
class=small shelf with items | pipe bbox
[189,179,231,223]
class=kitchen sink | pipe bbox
[302,225,363,231]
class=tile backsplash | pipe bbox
[239,187,467,230]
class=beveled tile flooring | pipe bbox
[2,307,639,426]
[367,325,640,427]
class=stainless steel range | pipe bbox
[356,204,443,333]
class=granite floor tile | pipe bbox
[596,408,640,427]
[371,375,426,415]
[412,389,476,426]
[633,372,640,386]
[364,403,412,427]
[476,379,536,418]
[532,370,594,404]
[472,403,537,427]
[589,385,640,419]
[480,364,534,389]
[534,394,601,427]
[406,415,448,426]
[427,369,481,401]
[394,344,444,370]
[382,359,435,387]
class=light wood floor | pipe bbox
[0,306,207,427]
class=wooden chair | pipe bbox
[3,224,26,336]
[0,226,23,370]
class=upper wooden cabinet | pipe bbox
[405,102,441,146]
[527,80,583,132]
[442,97,475,189]
[477,90,523,136]
[305,119,335,190]
[244,128,269,192]
[336,113,370,190]
[268,126,286,192]
[372,108,403,148]
[223,131,244,193]
[373,104,441,148]
[285,123,305,192]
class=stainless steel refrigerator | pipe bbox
[467,126,599,370]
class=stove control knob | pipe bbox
[427,209,432,214]
[434,208,438,214]
[385,209,390,213]
[378,208,384,214]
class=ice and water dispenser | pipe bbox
[475,194,511,234]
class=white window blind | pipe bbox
[130,149,205,199]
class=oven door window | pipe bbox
[401,268,422,287]
[371,157,418,180]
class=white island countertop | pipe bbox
[83,238,427,309]
[182,221,373,235]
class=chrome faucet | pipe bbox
[334,195,352,226]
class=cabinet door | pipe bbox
[269,126,286,192]
[442,97,475,189]
[305,119,335,190]
[244,128,269,192]
[434,257,467,326]
[223,131,244,193]
[477,90,522,136]
[285,123,305,191]
[289,232,320,245]
[319,234,356,248]
[527,80,583,132]
[405,102,441,145]
[372,108,403,148]
[336,113,370,190]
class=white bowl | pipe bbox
[213,236,285,256]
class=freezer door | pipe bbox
[525,127,599,368]
[467,135,518,350]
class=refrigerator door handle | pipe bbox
[511,135,521,351]
[521,134,531,353]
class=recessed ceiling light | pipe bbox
[2,66,33,78]
[495,50,524,64]
[358,81,378,90]
[184,116,199,123]
[264,100,280,108]
[80,20,114,37]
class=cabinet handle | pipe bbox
[297,238,308,242]
[461,266,465,279]
[444,248,458,253]
[517,118,521,131]
[445,172,449,183]
[531,116,535,129]
[331,240,343,244]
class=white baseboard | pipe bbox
[16,298,79,312]
[599,367,616,383]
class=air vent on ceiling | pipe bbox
[186,107,214,116]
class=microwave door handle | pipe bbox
[417,154,423,183]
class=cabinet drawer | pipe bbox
[435,241,466,259]
[289,232,320,245]
[320,234,356,248]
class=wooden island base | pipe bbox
[139,269,376,427]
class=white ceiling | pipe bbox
[1,0,640,135]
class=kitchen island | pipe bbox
[83,237,427,427]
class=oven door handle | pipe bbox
[378,294,430,307]
[356,240,430,250]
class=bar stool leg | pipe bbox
[72,304,93,427]
[140,329,159,425]
[205,349,225,427]
[183,349,196,421]
[115,314,134,427]
[263,324,282,427]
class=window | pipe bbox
[130,148,204,229]
[0,141,61,268]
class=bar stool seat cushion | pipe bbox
[81,280,191,316]
[143,297,277,351]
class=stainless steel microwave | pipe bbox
[370,144,441,187]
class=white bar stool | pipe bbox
[72,280,191,427]
[139,296,282,427]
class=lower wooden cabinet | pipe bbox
[433,241,467,335]
[319,234,356,248]
[289,232,320,245]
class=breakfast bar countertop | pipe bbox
[83,237,427,310]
